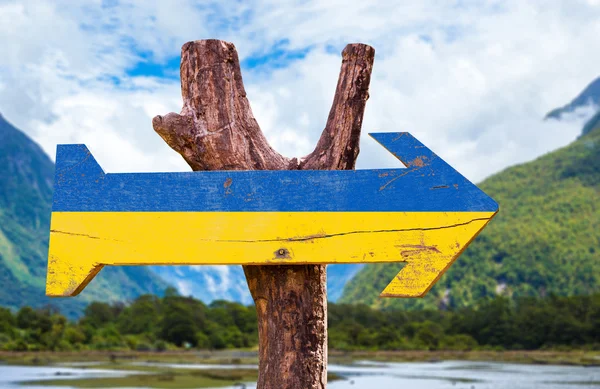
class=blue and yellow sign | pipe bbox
[46,132,498,298]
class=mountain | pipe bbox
[545,76,600,138]
[152,266,254,305]
[0,113,170,318]
[341,120,600,310]
[545,77,600,120]
[181,76,600,307]
[327,265,364,301]
[0,111,359,313]
[151,256,363,303]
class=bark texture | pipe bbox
[153,39,374,389]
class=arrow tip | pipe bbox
[378,209,498,298]
[368,132,439,168]
[55,144,105,178]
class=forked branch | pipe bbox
[152,39,374,389]
[152,39,374,171]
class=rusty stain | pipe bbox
[398,244,441,258]
[430,185,449,190]
[274,248,291,260]
[378,172,389,177]
[411,157,425,167]
[453,184,459,189]
[224,177,233,195]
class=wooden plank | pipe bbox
[52,133,497,213]
[46,132,498,299]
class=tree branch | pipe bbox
[153,39,289,171]
[152,39,374,389]
[300,44,375,170]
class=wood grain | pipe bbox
[153,39,375,389]
[50,134,499,213]
[47,134,498,298]
[47,210,495,297]
[45,39,500,389]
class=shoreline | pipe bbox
[2,351,598,389]
[1,349,598,367]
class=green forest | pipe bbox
[0,289,598,353]
[342,119,600,310]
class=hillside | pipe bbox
[581,110,600,136]
[0,112,359,313]
[341,123,600,310]
[0,113,170,317]
[152,264,362,304]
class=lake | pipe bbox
[1,360,598,388]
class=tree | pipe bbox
[152,39,374,389]
[159,300,198,347]
[117,295,160,335]
[81,302,116,329]
[0,307,15,334]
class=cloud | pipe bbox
[0,0,599,183]
[176,280,192,297]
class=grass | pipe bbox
[3,349,599,388]
[24,368,259,388]
[19,362,345,388]
[328,349,600,366]
[1,349,598,367]
[0,350,600,389]
[0,350,259,366]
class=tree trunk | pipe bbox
[153,39,374,389]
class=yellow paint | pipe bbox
[47,211,496,297]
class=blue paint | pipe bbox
[52,133,499,213]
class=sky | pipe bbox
[1,0,599,182]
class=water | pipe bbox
[327,361,600,389]
[1,360,598,389]
[0,365,135,389]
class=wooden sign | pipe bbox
[46,132,498,298]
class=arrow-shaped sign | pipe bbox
[46,132,498,298]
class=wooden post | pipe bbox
[152,39,374,389]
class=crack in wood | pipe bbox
[50,217,489,246]
[152,40,374,389]
[212,217,491,243]
[379,167,419,191]
[50,230,123,242]
[50,230,100,239]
